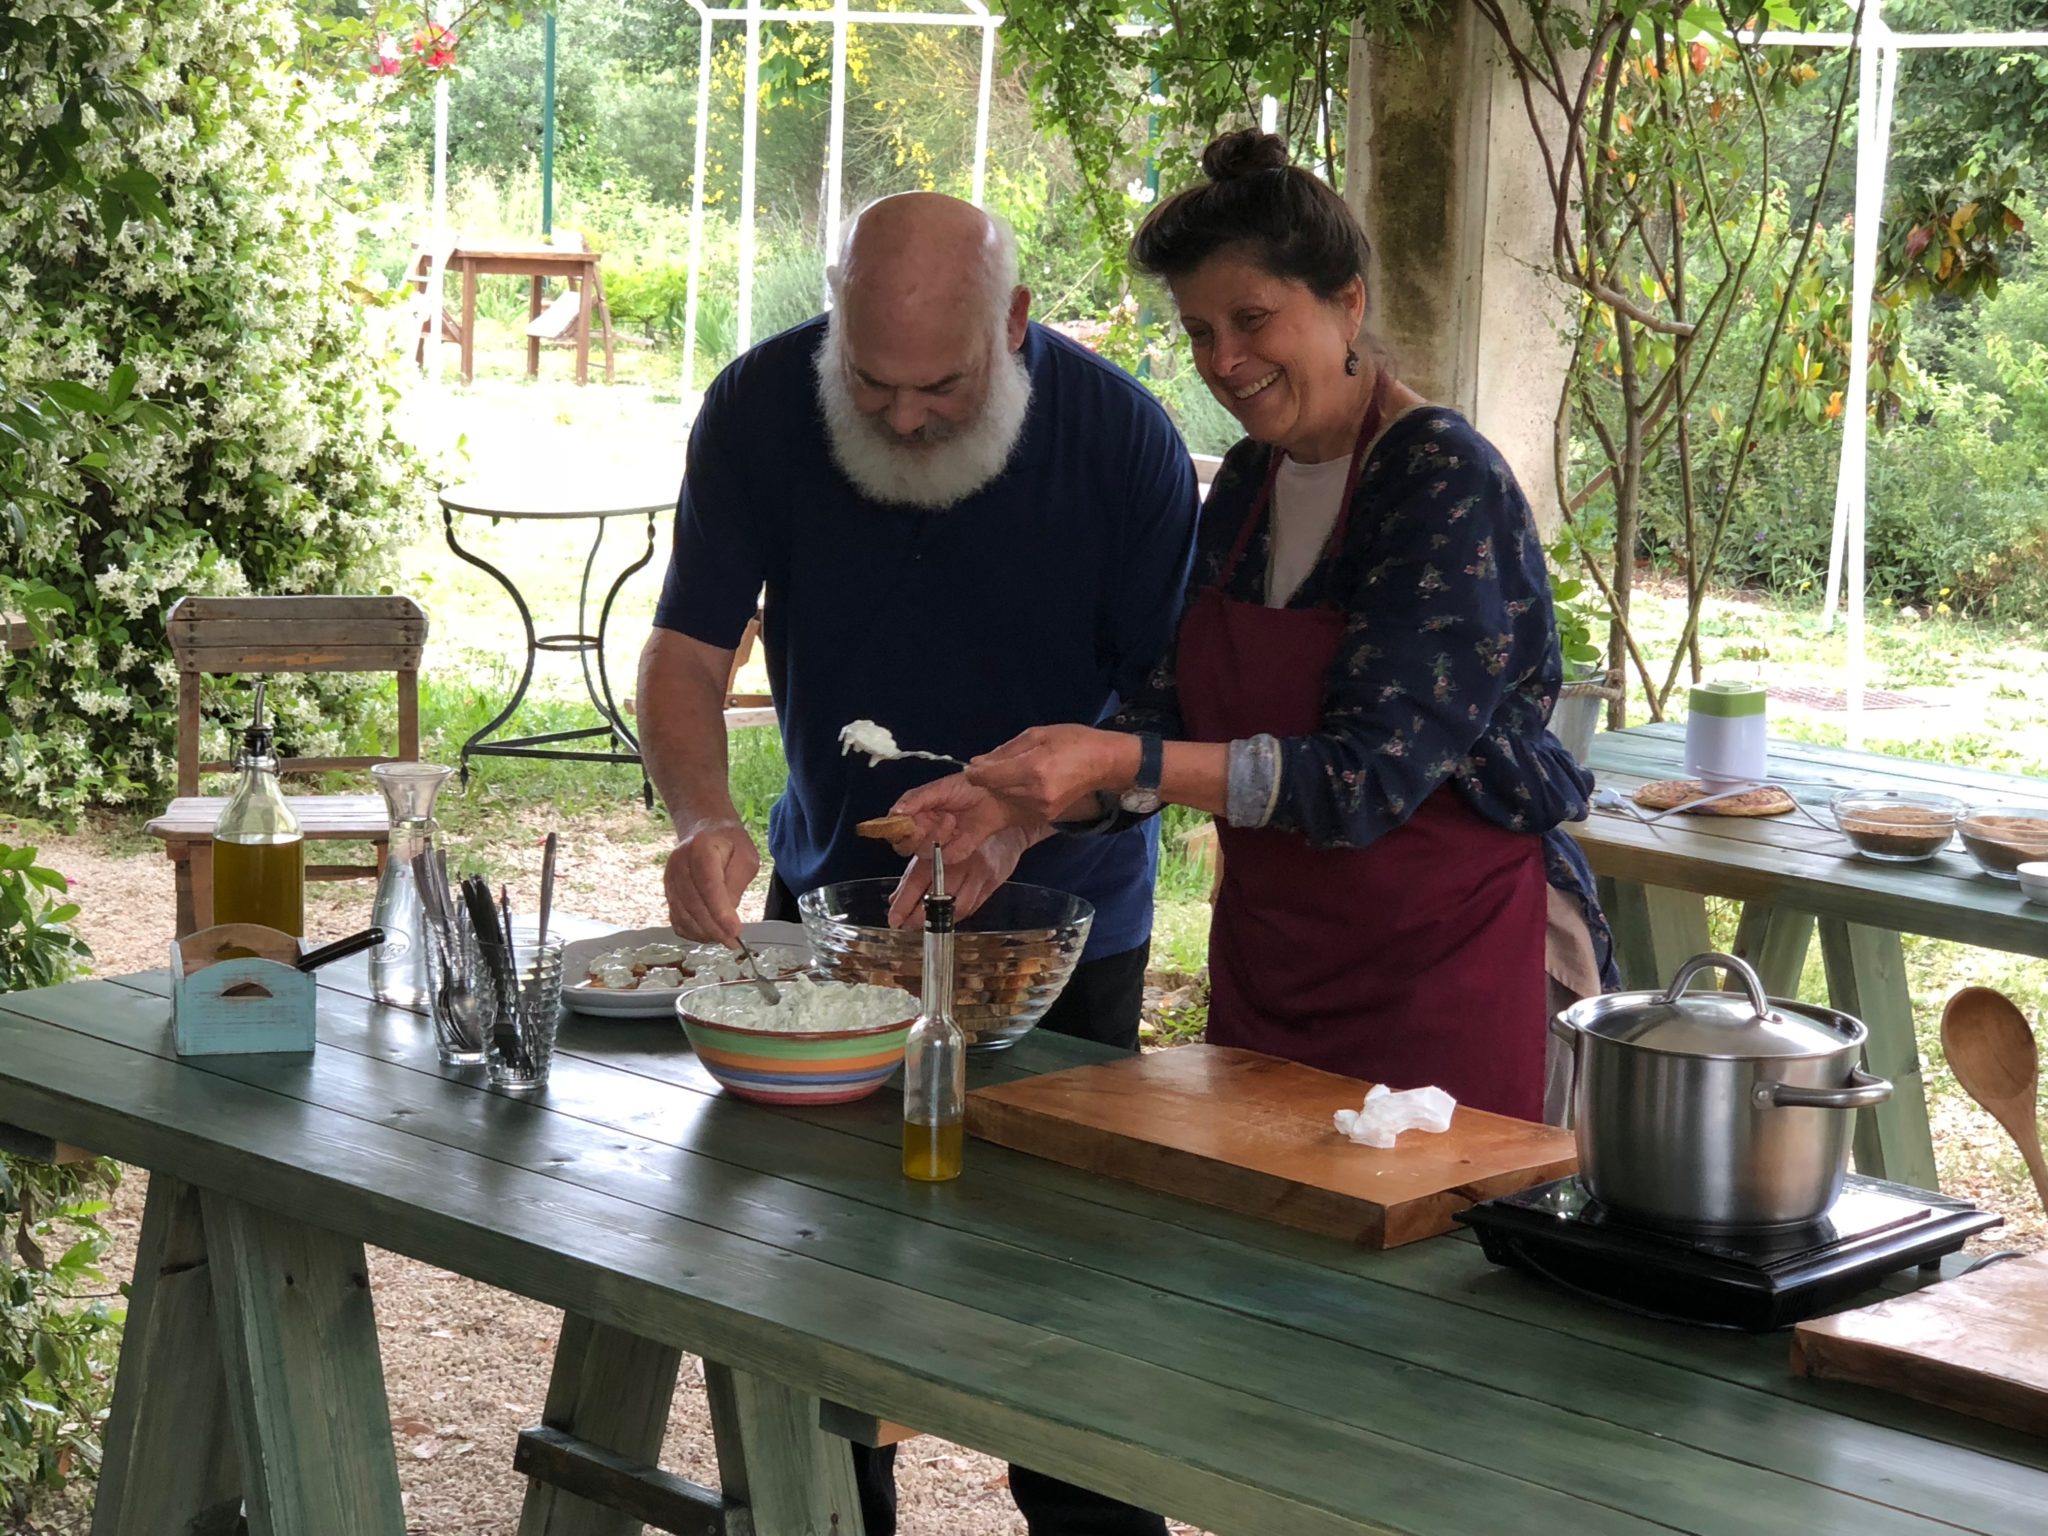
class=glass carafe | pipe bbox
[369,761,454,1010]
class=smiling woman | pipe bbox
[1132,130,1380,465]
[895,130,1619,1125]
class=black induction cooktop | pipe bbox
[1454,1174,2001,1331]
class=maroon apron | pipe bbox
[1180,385,1550,1120]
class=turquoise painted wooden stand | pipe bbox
[171,924,315,1056]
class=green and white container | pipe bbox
[1685,681,1768,788]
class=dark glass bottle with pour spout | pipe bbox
[902,847,965,1182]
[211,680,305,937]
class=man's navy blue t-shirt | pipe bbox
[652,317,1200,960]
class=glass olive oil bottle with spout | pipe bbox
[902,849,965,1182]
[212,681,305,937]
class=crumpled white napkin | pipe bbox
[1332,1083,1458,1148]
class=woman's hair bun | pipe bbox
[1201,129,1290,182]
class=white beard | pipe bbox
[814,322,1034,509]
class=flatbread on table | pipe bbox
[1631,778,1797,817]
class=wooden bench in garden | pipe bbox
[143,594,427,936]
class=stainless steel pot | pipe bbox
[1550,952,1892,1232]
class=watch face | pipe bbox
[1119,788,1163,816]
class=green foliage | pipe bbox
[0,2,186,783]
[0,844,90,993]
[1,0,435,815]
[0,1153,123,1516]
[727,727,790,844]
[1674,388,2048,618]
[604,260,696,342]
[999,1,1435,268]
[1469,0,1864,726]
[1884,0,2048,284]
[1546,528,1612,673]
[0,843,114,1515]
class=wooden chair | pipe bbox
[145,595,428,937]
[723,610,777,730]
[400,238,461,366]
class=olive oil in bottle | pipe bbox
[902,851,965,1183]
[212,681,305,938]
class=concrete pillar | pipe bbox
[1347,6,1573,535]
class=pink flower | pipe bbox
[412,24,457,71]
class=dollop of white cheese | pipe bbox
[681,972,916,1033]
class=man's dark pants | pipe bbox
[765,873,1166,1536]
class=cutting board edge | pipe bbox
[966,1093,1575,1250]
[1790,1328,2048,1439]
[968,1095,1393,1246]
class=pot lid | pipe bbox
[1567,952,1857,1059]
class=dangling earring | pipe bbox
[1344,346,1361,377]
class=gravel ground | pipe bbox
[11,812,1206,1536]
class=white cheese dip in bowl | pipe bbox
[675,974,919,1105]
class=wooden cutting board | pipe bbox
[965,1045,1576,1248]
[1791,1251,2048,1437]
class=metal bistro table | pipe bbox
[1575,721,2048,1195]
[438,481,671,802]
[2,920,2046,1536]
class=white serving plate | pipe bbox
[561,921,813,1018]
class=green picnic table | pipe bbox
[1575,722,2048,1195]
[3,929,2046,1536]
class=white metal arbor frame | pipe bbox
[423,2,1004,393]
[674,1,1004,391]
[1753,5,2048,742]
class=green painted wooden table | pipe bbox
[1576,722,2048,1194]
[3,933,2047,1536]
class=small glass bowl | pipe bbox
[1958,805,2048,881]
[1829,789,1963,863]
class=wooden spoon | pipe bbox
[1941,986,2048,1214]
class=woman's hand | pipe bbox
[967,725,1138,824]
[887,825,1033,928]
[889,774,1025,865]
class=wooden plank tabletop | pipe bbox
[3,929,2046,1535]
[1577,723,2048,958]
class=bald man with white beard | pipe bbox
[637,193,1194,1536]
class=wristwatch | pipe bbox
[1118,733,1164,816]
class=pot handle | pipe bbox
[1756,1069,1893,1111]
[1665,951,1771,1016]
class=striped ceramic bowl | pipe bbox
[675,978,917,1105]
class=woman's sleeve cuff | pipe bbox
[1226,735,1283,828]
